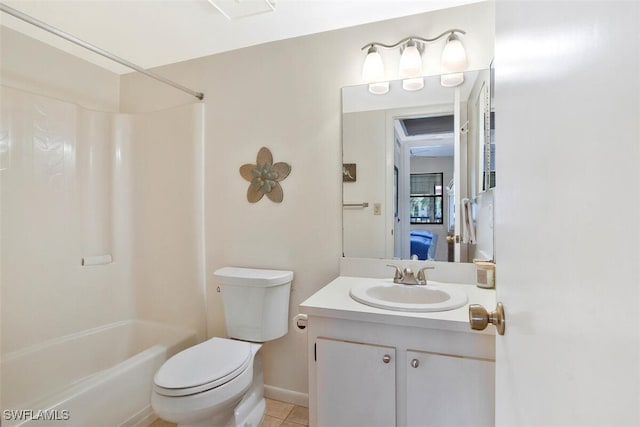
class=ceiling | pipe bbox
[0,0,480,75]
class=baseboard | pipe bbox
[264,385,309,408]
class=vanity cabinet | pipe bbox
[316,338,396,427]
[300,276,496,427]
[312,335,494,427]
[405,349,494,426]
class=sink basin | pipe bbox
[349,281,468,312]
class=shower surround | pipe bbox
[0,86,206,425]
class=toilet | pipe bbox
[151,267,293,427]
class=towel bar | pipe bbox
[343,202,369,208]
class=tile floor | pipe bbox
[148,398,309,427]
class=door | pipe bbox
[494,2,639,426]
[315,338,396,427]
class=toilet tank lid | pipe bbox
[214,267,293,287]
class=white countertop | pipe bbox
[300,276,496,334]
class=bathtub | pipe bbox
[1,320,196,427]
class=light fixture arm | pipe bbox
[360,29,466,51]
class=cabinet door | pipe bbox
[316,338,396,427]
[406,350,494,427]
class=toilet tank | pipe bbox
[213,267,293,342]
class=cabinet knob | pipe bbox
[382,354,391,364]
[410,358,419,368]
[469,302,506,335]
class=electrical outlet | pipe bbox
[373,203,381,215]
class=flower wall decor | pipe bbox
[239,147,291,203]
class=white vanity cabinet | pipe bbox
[405,349,494,426]
[316,338,396,427]
[300,276,496,427]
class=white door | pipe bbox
[494,2,639,426]
[315,338,396,427]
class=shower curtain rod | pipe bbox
[0,3,205,101]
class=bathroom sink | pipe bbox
[349,281,468,312]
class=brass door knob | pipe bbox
[469,302,505,335]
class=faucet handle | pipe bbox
[416,266,435,283]
[386,264,404,282]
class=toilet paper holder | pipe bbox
[292,314,308,332]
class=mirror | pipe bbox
[342,70,494,262]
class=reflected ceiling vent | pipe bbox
[400,115,453,136]
[207,0,275,20]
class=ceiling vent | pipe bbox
[207,0,276,20]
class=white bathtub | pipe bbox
[1,320,196,427]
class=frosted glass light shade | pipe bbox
[362,47,389,94]
[441,33,468,72]
[399,43,422,78]
[362,48,385,82]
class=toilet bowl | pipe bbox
[152,338,263,427]
[151,267,293,427]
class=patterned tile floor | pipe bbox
[148,398,308,427]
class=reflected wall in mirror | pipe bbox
[342,70,495,262]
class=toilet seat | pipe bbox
[154,337,252,397]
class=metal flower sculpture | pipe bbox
[239,147,291,203]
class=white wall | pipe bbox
[120,2,495,398]
[342,110,387,258]
[0,26,120,112]
[125,104,207,342]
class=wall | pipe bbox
[342,110,387,258]
[120,2,494,400]
[126,104,207,342]
[0,26,120,112]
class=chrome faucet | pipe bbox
[386,264,434,286]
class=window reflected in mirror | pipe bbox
[410,173,443,224]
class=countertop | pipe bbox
[300,276,496,334]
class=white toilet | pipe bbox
[151,267,293,427]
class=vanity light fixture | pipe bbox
[361,29,467,94]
